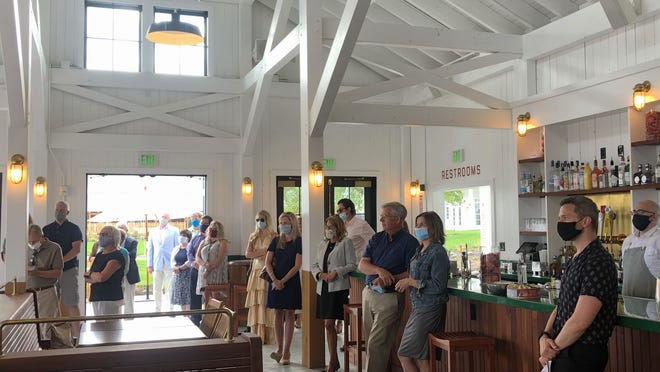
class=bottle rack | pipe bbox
[516,103,660,267]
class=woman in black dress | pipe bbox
[264,212,302,366]
[312,215,356,372]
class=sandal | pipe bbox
[270,351,282,363]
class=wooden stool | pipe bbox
[428,331,495,372]
[343,304,365,372]
[230,283,248,336]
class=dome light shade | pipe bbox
[146,12,203,46]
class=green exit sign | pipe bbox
[452,149,464,163]
[323,158,335,170]
[139,153,158,167]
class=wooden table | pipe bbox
[78,316,206,347]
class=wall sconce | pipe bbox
[633,80,651,111]
[34,177,47,197]
[410,180,420,197]
[311,161,324,187]
[9,154,25,184]
[242,177,253,195]
[517,112,530,137]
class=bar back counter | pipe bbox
[349,274,660,372]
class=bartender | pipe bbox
[621,200,660,299]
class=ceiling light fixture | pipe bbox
[146,11,203,46]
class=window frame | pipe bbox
[153,7,209,76]
[84,1,143,72]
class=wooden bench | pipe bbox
[0,333,263,371]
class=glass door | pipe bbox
[325,176,377,231]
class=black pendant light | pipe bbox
[146,11,203,46]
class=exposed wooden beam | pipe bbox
[444,0,524,34]
[494,0,550,29]
[310,0,371,137]
[329,102,511,128]
[599,0,637,28]
[323,19,522,53]
[242,25,300,90]
[52,85,238,137]
[398,0,484,31]
[532,0,578,17]
[50,133,239,153]
[242,0,294,155]
[51,68,242,94]
[337,52,520,104]
[0,0,26,127]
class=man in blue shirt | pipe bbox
[147,212,180,312]
[358,201,418,372]
[43,201,83,338]
[187,215,211,325]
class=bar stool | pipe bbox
[231,283,248,335]
[428,331,495,372]
[343,304,365,372]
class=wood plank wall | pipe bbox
[0,292,40,354]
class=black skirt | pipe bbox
[316,282,348,320]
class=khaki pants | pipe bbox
[362,287,405,372]
[35,287,60,340]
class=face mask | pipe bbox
[200,223,209,234]
[99,236,114,248]
[28,242,41,251]
[633,214,652,231]
[414,227,429,241]
[557,220,583,241]
[191,219,200,228]
[159,218,169,226]
[179,236,189,244]
[325,229,336,240]
[339,212,348,221]
[279,224,292,235]
[209,230,218,238]
[257,221,267,230]
[55,211,67,222]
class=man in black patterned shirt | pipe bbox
[539,196,618,372]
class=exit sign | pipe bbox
[323,158,335,170]
[139,153,158,167]
[452,149,464,163]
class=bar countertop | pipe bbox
[447,277,660,333]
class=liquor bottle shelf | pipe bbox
[518,156,544,164]
[519,183,660,198]
[631,138,660,147]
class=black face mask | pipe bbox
[557,219,583,241]
[632,214,652,231]
[200,223,209,234]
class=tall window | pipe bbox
[85,2,141,72]
[153,8,207,76]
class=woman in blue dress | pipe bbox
[264,212,302,366]
[395,211,450,372]
[170,230,192,311]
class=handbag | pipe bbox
[259,255,276,281]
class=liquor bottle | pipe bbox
[625,156,632,185]
[549,160,556,192]
[569,161,576,190]
[592,159,600,189]
[645,163,654,184]
[578,162,585,190]
[610,159,619,187]
[633,164,643,185]
[618,157,625,186]
[554,160,562,191]
[560,162,568,191]
[655,155,660,184]
[600,159,609,188]
[583,161,592,190]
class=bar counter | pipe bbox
[348,273,660,371]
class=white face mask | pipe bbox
[28,242,41,251]
[325,229,336,240]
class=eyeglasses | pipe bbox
[632,209,655,216]
[255,218,265,222]
[99,232,110,237]
[336,207,346,214]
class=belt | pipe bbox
[31,285,55,292]
[368,284,396,294]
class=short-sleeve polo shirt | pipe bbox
[43,220,83,271]
[363,229,418,291]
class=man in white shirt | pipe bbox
[336,198,375,259]
[621,199,660,299]
[147,213,180,311]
